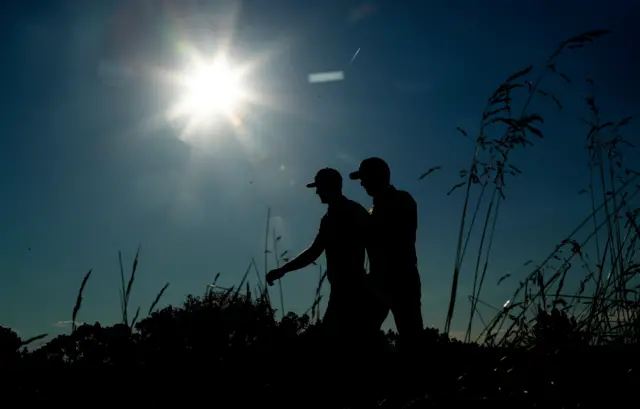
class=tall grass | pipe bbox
[480,84,638,347]
[64,204,327,343]
[118,246,139,328]
[69,247,169,338]
[431,28,638,346]
[71,269,92,333]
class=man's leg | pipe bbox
[391,298,423,351]
[336,291,387,408]
[387,285,425,402]
[323,292,376,407]
[321,293,354,406]
[364,275,391,336]
[390,273,424,352]
[322,293,341,345]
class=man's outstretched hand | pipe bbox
[266,268,286,286]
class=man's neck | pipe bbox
[373,184,394,204]
[327,194,346,208]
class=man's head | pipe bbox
[306,168,343,204]
[349,157,391,197]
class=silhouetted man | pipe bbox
[349,157,424,351]
[266,168,371,344]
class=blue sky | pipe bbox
[1,0,639,341]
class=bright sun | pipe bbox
[185,59,242,113]
[171,55,247,127]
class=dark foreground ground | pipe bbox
[2,292,638,408]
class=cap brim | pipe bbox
[306,182,317,188]
[348,171,361,180]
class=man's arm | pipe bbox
[278,234,324,275]
[266,219,326,286]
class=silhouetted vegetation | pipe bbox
[1,288,638,407]
[2,29,639,408]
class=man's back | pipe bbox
[316,196,372,346]
[319,196,370,287]
[346,157,423,349]
[369,186,418,279]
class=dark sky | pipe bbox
[1,0,639,340]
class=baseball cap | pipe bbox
[348,157,390,180]
[306,168,343,188]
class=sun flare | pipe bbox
[180,56,245,116]
[154,38,282,148]
[166,54,250,137]
[127,7,292,155]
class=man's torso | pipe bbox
[369,186,418,281]
[320,197,369,287]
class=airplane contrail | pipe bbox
[306,48,361,85]
[348,47,361,67]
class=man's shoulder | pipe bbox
[392,188,417,206]
[344,198,370,216]
[319,211,330,227]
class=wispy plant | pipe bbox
[72,269,92,333]
[469,31,639,347]
[272,227,286,319]
[436,29,614,340]
[118,245,140,329]
[263,207,272,305]
[148,282,170,316]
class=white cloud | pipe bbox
[53,320,83,328]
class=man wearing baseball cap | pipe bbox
[349,157,424,352]
[266,167,371,345]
